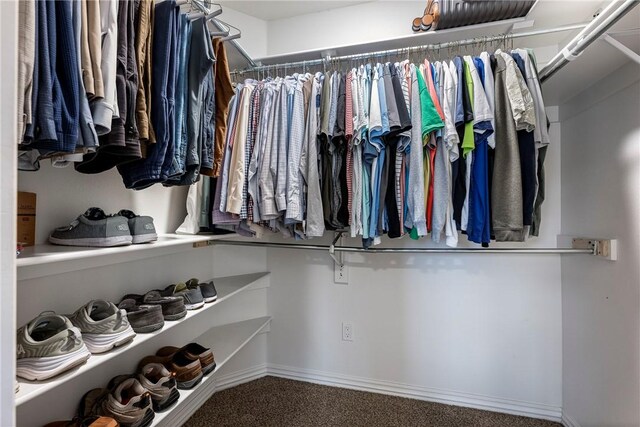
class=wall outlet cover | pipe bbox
[342,322,353,341]
[334,263,349,284]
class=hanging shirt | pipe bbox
[303,73,325,237]
[213,88,241,225]
[511,52,536,232]
[226,82,255,215]
[242,85,262,220]
[286,74,308,222]
[407,64,427,238]
[416,66,443,143]
[258,78,281,220]
[497,50,536,240]
[464,56,493,246]
[492,52,525,242]
[451,57,470,230]
[522,50,549,237]
[363,64,382,242]
[249,81,275,222]
[345,71,354,223]
[479,52,496,148]
[460,59,475,232]
[350,66,366,238]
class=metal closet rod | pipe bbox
[539,0,638,82]
[212,240,594,255]
[230,22,587,75]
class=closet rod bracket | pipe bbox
[329,232,345,267]
[572,238,617,261]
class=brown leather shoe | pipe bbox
[157,343,216,376]
[44,416,119,427]
[139,351,202,390]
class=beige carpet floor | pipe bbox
[185,376,561,427]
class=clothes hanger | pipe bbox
[213,19,242,41]
[205,3,223,20]
[186,0,205,20]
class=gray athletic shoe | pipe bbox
[161,283,205,310]
[122,291,187,321]
[186,278,217,303]
[107,364,178,414]
[138,363,180,412]
[49,208,132,247]
[16,313,91,380]
[68,300,136,354]
[118,300,164,333]
[81,379,154,427]
[117,210,158,244]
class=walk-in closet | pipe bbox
[1,1,639,426]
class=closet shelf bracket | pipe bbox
[601,33,640,65]
[572,238,617,261]
[329,232,345,267]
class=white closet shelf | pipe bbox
[246,18,528,67]
[17,234,238,281]
[153,316,271,427]
[15,272,269,406]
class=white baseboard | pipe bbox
[561,411,581,427]
[267,363,562,422]
[216,363,268,392]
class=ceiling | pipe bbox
[218,1,372,21]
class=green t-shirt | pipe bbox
[462,60,475,158]
[417,66,443,143]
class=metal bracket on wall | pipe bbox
[329,232,345,267]
[601,33,640,65]
[572,238,617,261]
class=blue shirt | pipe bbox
[453,57,465,126]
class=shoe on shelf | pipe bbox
[122,291,187,321]
[186,278,217,303]
[138,363,180,412]
[43,416,119,427]
[118,300,164,334]
[80,379,154,427]
[117,210,157,245]
[139,350,203,390]
[16,313,91,381]
[161,283,204,310]
[157,343,216,375]
[49,208,132,247]
[69,300,136,354]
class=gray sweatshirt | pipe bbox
[406,65,427,236]
[492,55,523,242]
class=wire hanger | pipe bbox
[205,3,223,20]
[213,18,242,41]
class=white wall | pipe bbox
[219,6,268,59]
[18,164,189,245]
[0,1,18,425]
[560,62,640,427]
[264,116,564,419]
[266,1,424,56]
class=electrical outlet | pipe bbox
[334,262,349,284]
[342,322,353,341]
